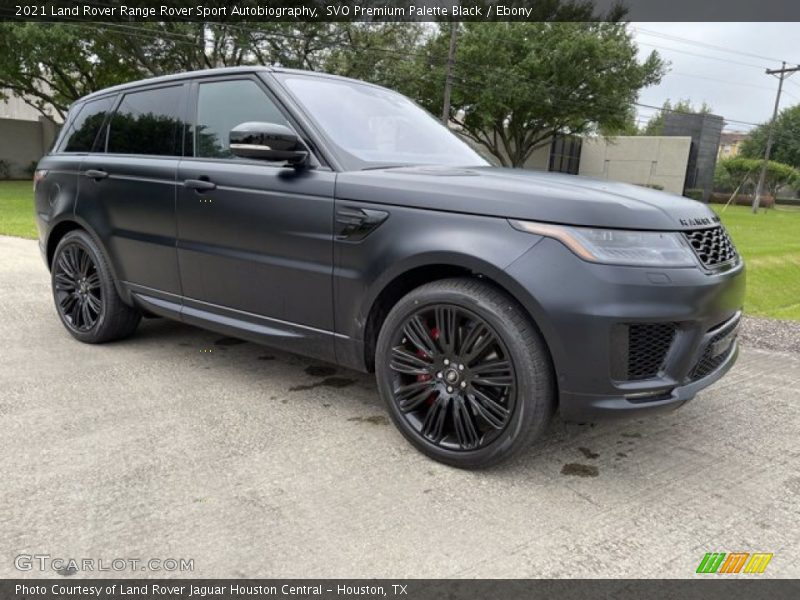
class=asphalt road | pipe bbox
[1,235,799,578]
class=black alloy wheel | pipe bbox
[388,304,516,451]
[51,230,141,343]
[54,243,103,332]
[376,278,555,468]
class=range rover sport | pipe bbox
[34,67,745,468]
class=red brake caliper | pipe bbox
[416,326,440,406]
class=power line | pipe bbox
[0,16,771,133]
[636,41,767,70]
[668,70,776,92]
[633,102,760,127]
[633,26,800,66]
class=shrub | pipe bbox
[23,161,38,178]
[0,159,10,180]
[715,157,799,197]
[684,188,704,201]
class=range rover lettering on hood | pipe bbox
[679,215,721,228]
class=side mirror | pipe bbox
[229,122,308,166]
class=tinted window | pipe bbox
[61,96,114,152]
[107,86,183,156]
[195,80,289,159]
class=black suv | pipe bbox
[35,67,745,467]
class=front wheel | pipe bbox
[375,278,555,468]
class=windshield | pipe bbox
[278,74,489,170]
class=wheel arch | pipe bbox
[45,218,132,305]
[360,254,559,385]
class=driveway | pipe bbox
[1,235,798,578]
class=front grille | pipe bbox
[689,315,741,380]
[626,323,677,380]
[683,226,738,268]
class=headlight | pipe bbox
[509,219,697,267]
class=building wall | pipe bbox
[0,116,59,178]
[663,113,724,201]
[0,89,44,121]
[578,136,692,194]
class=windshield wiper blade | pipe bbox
[361,164,415,171]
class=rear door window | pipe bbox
[59,96,115,153]
[107,86,184,156]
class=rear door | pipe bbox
[175,75,336,361]
[77,84,187,298]
[37,96,116,255]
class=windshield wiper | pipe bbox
[361,164,416,171]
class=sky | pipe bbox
[630,22,800,132]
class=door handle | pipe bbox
[84,169,108,180]
[184,178,216,192]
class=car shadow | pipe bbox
[129,316,687,477]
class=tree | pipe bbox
[739,104,800,169]
[0,21,421,120]
[598,104,640,136]
[715,157,799,197]
[407,21,664,167]
[0,23,142,120]
[641,99,712,136]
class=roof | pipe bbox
[79,65,371,103]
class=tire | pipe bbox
[375,277,555,468]
[51,230,141,343]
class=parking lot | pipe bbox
[1,234,798,578]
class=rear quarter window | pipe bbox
[58,96,115,153]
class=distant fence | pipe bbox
[0,116,59,179]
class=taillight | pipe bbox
[33,169,48,192]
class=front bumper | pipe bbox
[504,238,746,421]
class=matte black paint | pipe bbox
[35,66,746,420]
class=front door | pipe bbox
[176,76,336,361]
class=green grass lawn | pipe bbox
[714,205,800,321]
[0,181,798,320]
[0,180,37,239]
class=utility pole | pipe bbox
[441,22,459,126]
[752,61,800,213]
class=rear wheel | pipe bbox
[375,278,555,468]
[51,230,141,343]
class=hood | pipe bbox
[335,166,719,231]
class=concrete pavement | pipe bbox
[1,235,798,578]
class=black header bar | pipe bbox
[3,0,800,22]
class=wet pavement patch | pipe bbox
[305,365,337,377]
[215,337,246,346]
[621,432,642,438]
[578,447,599,459]
[561,463,600,477]
[289,377,355,391]
[347,415,388,426]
